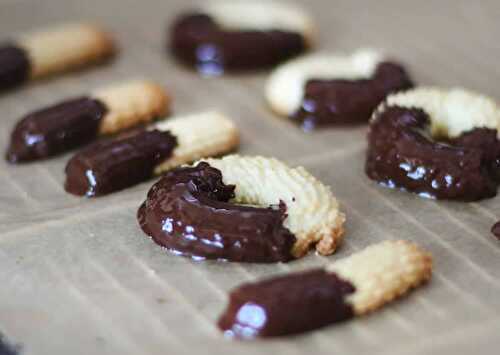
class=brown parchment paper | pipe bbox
[0,0,499,354]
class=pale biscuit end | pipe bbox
[93,80,170,135]
[199,155,345,257]
[380,87,500,138]
[18,23,115,79]
[327,240,432,315]
[201,0,315,45]
[153,111,239,174]
[266,49,383,116]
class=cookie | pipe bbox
[93,81,170,135]
[169,0,314,74]
[6,80,170,163]
[153,111,240,173]
[218,240,432,338]
[266,49,413,130]
[0,23,115,91]
[366,87,500,200]
[137,155,345,262]
[65,111,239,197]
[327,240,432,315]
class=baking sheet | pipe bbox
[1,0,499,354]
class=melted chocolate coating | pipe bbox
[218,269,355,338]
[170,13,306,74]
[6,97,107,163]
[137,162,296,262]
[65,129,177,197]
[491,221,500,240]
[366,106,500,201]
[0,44,30,91]
[292,62,414,130]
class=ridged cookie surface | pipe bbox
[328,240,432,315]
[94,80,170,135]
[200,155,345,257]
[154,111,239,174]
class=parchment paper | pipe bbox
[0,1,499,354]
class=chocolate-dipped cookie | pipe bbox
[366,87,500,201]
[218,240,432,338]
[169,1,314,75]
[0,23,114,91]
[65,111,239,197]
[266,49,413,130]
[6,80,169,163]
[137,155,345,262]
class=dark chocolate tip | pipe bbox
[292,62,414,130]
[137,162,297,262]
[65,129,177,197]
[0,333,20,355]
[365,105,500,201]
[491,221,500,240]
[217,269,355,339]
[0,44,30,92]
[169,13,307,75]
[6,97,107,163]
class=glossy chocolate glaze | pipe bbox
[0,44,30,91]
[491,221,500,240]
[65,129,177,197]
[366,106,500,201]
[170,13,306,75]
[292,62,414,130]
[137,162,296,262]
[6,97,107,163]
[218,269,355,338]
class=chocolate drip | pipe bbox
[6,97,107,163]
[365,106,500,200]
[137,162,296,262]
[292,62,413,130]
[65,129,177,197]
[0,44,30,91]
[170,13,306,74]
[218,269,355,338]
